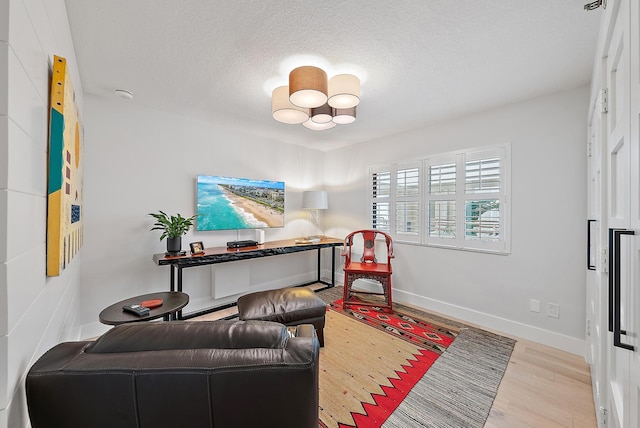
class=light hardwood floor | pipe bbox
[485,337,597,428]
[193,287,597,428]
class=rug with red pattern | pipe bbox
[329,298,457,354]
[318,298,459,428]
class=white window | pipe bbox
[370,144,510,254]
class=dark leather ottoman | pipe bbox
[237,287,327,346]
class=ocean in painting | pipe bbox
[196,175,285,231]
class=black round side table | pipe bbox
[99,291,189,325]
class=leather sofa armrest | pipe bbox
[86,320,288,353]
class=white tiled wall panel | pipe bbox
[9,0,48,106]
[0,2,7,419]
[0,117,7,189]
[6,264,79,404]
[0,256,7,336]
[1,0,83,426]
[7,48,47,147]
[0,42,7,116]
[33,264,81,358]
[0,334,6,419]
[5,191,46,262]
[0,1,8,43]
[0,191,8,268]
[0,260,79,417]
[7,119,46,195]
[22,0,55,55]
[6,245,46,334]
[38,0,82,112]
[0,188,6,266]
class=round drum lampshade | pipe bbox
[302,190,328,210]
[328,74,360,109]
[332,107,356,124]
[272,86,309,124]
[311,103,333,124]
[289,66,328,108]
[303,118,336,131]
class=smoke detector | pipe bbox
[114,89,134,100]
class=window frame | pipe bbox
[369,143,511,254]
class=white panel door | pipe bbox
[587,94,608,423]
[626,0,640,424]
[605,1,632,426]
[588,1,640,426]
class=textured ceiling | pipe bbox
[64,0,603,151]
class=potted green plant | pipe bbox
[148,210,197,254]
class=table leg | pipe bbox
[317,248,321,282]
[177,267,183,320]
[331,247,336,287]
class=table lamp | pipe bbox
[301,190,328,241]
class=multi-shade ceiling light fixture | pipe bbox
[272,66,360,130]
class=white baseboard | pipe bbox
[394,288,586,356]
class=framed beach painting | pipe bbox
[47,55,84,276]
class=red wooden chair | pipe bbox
[342,230,394,312]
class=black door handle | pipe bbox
[587,219,596,270]
[613,229,635,351]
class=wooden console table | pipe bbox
[152,237,343,319]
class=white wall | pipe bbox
[81,87,589,355]
[79,95,327,338]
[324,86,589,355]
[0,0,82,427]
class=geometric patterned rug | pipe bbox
[316,287,515,428]
[319,299,458,428]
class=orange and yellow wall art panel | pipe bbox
[47,55,83,276]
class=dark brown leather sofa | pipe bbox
[26,320,319,428]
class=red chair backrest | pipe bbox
[344,230,394,264]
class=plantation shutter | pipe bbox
[462,148,507,251]
[395,162,420,243]
[371,166,391,232]
[426,156,457,245]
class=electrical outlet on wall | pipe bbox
[529,299,541,313]
[547,303,560,318]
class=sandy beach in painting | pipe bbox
[221,187,283,227]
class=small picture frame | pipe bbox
[189,241,204,254]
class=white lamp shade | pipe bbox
[302,190,328,209]
[272,86,309,124]
[332,106,356,124]
[328,74,360,108]
[289,66,328,108]
[310,103,333,123]
[302,118,336,131]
